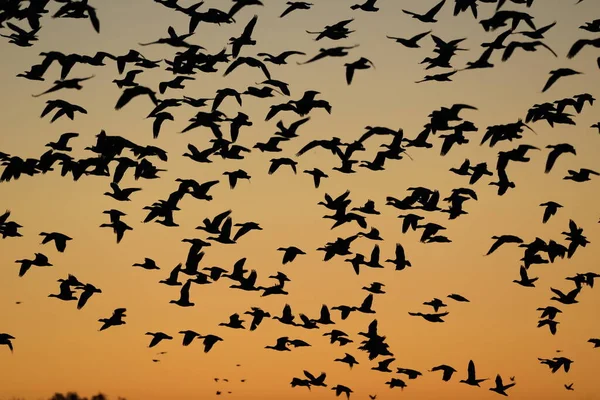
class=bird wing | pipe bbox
[224,58,244,76]
[538,21,557,35]
[180,280,191,302]
[412,30,432,42]
[467,360,476,379]
[296,140,322,156]
[539,42,558,57]
[233,225,251,241]
[257,60,272,79]
[542,71,560,93]
[289,117,310,132]
[395,243,406,260]
[425,0,446,18]
[213,210,233,227]
[361,294,373,309]
[567,39,590,59]
[346,62,358,85]
[87,6,100,33]
[280,4,295,18]
[321,305,331,321]
[298,50,329,65]
[519,265,529,281]
[55,237,68,252]
[495,374,503,387]
[77,289,93,309]
[242,15,258,38]
[221,217,233,239]
[304,370,317,381]
[268,159,280,175]
[370,244,380,263]
[544,147,560,173]
[502,41,520,61]
[168,264,181,281]
[266,103,296,121]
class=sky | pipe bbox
[1,0,600,399]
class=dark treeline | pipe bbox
[8,393,126,400]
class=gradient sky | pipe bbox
[1,0,600,399]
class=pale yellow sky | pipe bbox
[1,0,600,399]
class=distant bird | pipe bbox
[486,235,523,255]
[304,168,329,188]
[133,258,160,270]
[335,353,359,369]
[41,100,87,122]
[537,306,562,320]
[490,374,516,396]
[502,41,557,61]
[550,287,581,305]
[146,332,173,348]
[32,76,95,97]
[403,0,446,23]
[564,169,599,182]
[351,0,379,12]
[53,0,101,32]
[542,69,581,92]
[0,334,15,352]
[430,365,457,381]
[460,360,488,386]
[363,282,385,294]
[514,265,538,287]
[46,132,79,151]
[170,280,195,307]
[545,144,576,173]
[331,384,353,399]
[104,183,142,201]
[567,37,600,59]
[538,319,559,335]
[15,253,52,277]
[540,201,562,223]
[98,308,127,331]
[179,330,200,346]
[278,246,306,264]
[585,337,600,349]
[385,243,411,271]
[39,232,72,252]
[198,334,223,353]
[515,21,557,39]
[258,51,306,65]
[423,298,447,312]
[280,2,313,18]
[396,368,423,380]
[387,31,432,48]
[408,311,448,323]
[344,57,375,84]
[448,293,469,302]
[565,383,574,391]
[70,281,99,308]
[416,71,457,83]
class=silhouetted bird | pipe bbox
[460,360,488,386]
[39,232,72,252]
[403,0,446,23]
[0,334,16,352]
[430,365,457,381]
[490,375,516,396]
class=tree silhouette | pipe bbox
[48,392,119,400]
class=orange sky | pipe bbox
[1,0,599,399]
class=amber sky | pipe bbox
[1,0,599,399]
